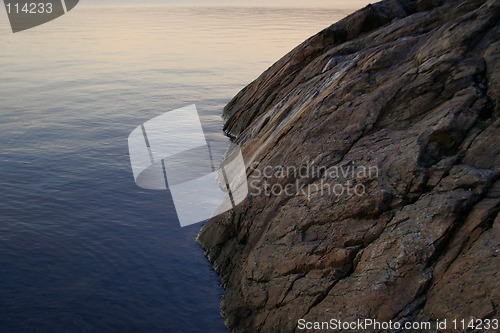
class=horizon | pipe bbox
[79,0,373,9]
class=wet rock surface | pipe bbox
[198,0,500,331]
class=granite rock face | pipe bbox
[198,0,500,331]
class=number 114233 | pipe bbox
[6,2,54,14]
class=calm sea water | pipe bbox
[0,3,356,332]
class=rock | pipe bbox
[198,0,500,331]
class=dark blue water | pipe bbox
[0,92,230,332]
[0,3,354,332]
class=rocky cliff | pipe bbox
[198,0,500,331]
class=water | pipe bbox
[0,3,360,332]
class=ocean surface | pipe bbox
[0,3,359,332]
